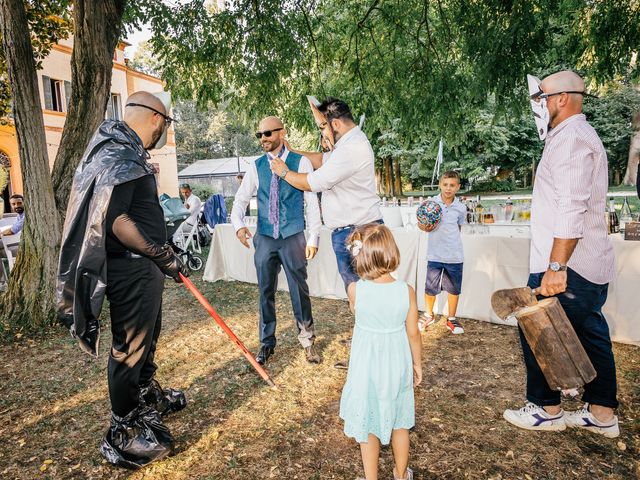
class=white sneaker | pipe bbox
[418,313,435,331]
[446,317,464,334]
[565,403,619,438]
[503,402,566,431]
[393,467,413,480]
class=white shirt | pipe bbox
[231,148,321,248]
[530,113,615,284]
[426,194,466,263]
[306,126,382,230]
[183,193,202,227]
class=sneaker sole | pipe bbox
[503,411,567,431]
[566,423,619,438]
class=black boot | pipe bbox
[140,378,187,417]
[100,406,174,469]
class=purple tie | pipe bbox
[268,146,286,239]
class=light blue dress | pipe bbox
[339,279,415,445]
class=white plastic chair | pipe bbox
[2,231,20,271]
[178,221,201,254]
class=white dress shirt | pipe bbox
[231,148,321,248]
[183,193,202,227]
[306,126,382,230]
[530,113,615,284]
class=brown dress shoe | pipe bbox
[304,345,321,364]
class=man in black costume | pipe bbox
[57,91,189,468]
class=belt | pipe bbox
[107,251,143,259]
[332,219,384,233]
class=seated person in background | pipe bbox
[1,194,25,238]
[173,184,202,243]
[0,194,24,283]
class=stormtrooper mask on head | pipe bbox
[148,91,173,150]
[527,74,550,141]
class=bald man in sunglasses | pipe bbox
[231,116,322,366]
[58,91,188,468]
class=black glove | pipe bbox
[151,244,189,283]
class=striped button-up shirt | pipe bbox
[530,113,615,285]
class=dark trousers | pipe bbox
[106,256,165,417]
[253,232,315,348]
[522,268,618,408]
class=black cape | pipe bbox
[56,120,155,356]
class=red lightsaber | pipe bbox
[180,273,276,388]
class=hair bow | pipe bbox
[349,240,363,257]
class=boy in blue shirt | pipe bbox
[417,171,466,334]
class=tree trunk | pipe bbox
[375,166,383,195]
[0,0,61,332]
[531,158,536,187]
[623,109,640,186]
[383,157,393,196]
[393,157,403,196]
[50,0,126,219]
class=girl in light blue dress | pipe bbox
[339,224,422,480]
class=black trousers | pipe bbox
[106,256,165,417]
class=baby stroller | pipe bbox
[160,195,204,272]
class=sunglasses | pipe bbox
[255,128,283,139]
[530,90,597,102]
[126,102,176,126]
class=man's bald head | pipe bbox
[123,91,169,150]
[258,116,284,131]
[257,116,286,154]
[125,91,167,119]
[540,70,585,128]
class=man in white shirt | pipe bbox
[504,71,619,438]
[270,98,382,291]
[232,116,322,365]
[173,183,202,243]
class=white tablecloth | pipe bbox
[204,224,640,345]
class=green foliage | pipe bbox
[173,99,261,168]
[471,177,518,193]
[583,85,640,179]
[188,183,217,202]
[128,0,640,186]
[0,0,72,121]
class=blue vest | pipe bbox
[256,152,305,239]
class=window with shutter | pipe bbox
[42,76,53,110]
[64,81,72,110]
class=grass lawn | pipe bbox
[0,267,638,479]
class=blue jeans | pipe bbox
[331,220,383,291]
[522,269,618,408]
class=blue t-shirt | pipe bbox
[426,194,465,263]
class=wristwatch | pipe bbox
[549,262,567,272]
[279,168,289,179]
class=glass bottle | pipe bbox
[505,196,513,222]
[620,197,633,233]
[608,198,619,234]
[474,195,484,224]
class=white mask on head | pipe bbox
[150,91,172,150]
[527,74,549,140]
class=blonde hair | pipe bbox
[347,223,400,280]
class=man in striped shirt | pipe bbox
[504,71,619,438]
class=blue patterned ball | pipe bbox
[416,200,443,229]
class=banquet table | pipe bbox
[204,224,640,346]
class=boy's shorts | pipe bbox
[425,261,463,296]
